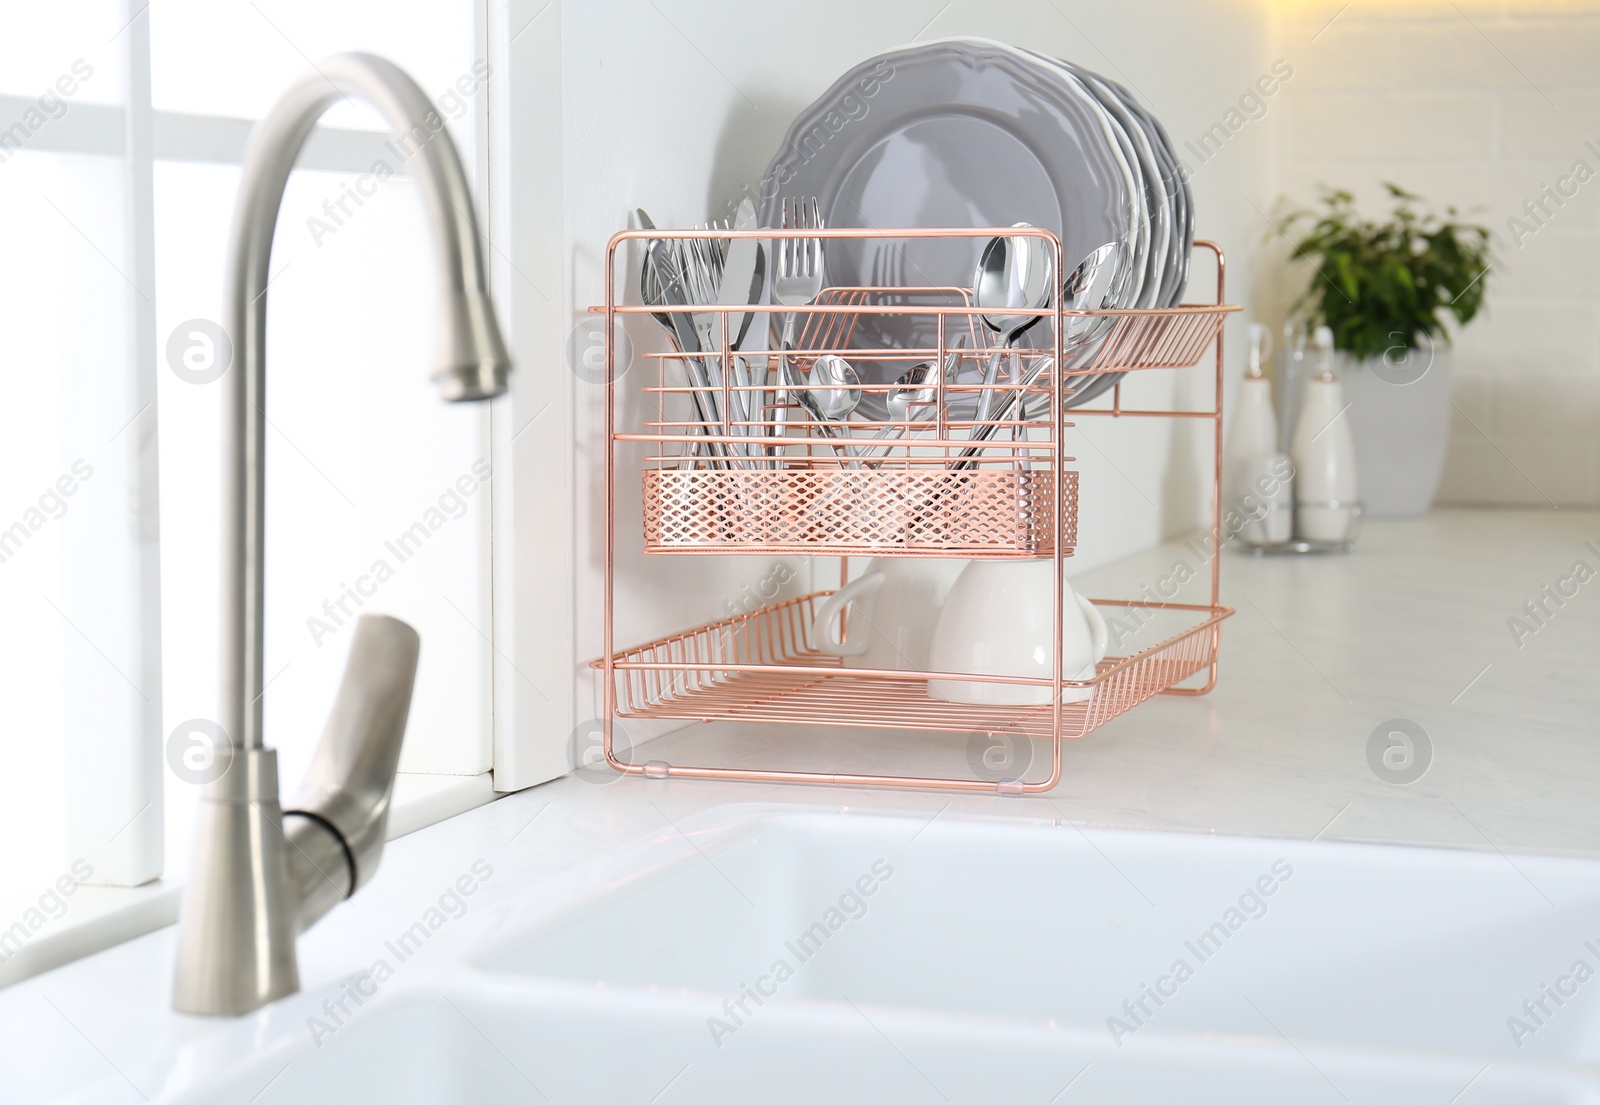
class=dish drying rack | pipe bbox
[593,226,1239,794]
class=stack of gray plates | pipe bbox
[760,37,1193,414]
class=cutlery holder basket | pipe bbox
[641,466,1078,556]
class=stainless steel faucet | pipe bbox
[172,53,510,1016]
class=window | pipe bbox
[0,0,494,916]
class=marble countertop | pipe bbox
[4,507,1597,1103]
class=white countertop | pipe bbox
[4,507,1597,1103]
[620,506,1600,856]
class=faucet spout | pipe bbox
[173,54,509,1016]
[223,51,507,757]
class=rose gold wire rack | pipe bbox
[595,226,1239,794]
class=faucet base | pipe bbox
[172,747,300,1015]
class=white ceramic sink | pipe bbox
[159,808,1600,1104]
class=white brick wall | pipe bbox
[1272,1,1600,507]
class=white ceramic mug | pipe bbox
[927,560,1109,704]
[809,558,967,671]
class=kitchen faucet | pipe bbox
[172,53,510,1015]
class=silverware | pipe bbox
[637,209,729,466]
[672,209,768,465]
[891,337,965,421]
[714,199,765,451]
[638,205,772,467]
[856,335,966,467]
[972,222,1053,425]
[1018,238,1131,420]
[958,240,1130,465]
[773,197,845,463]
[807,354,860,419]
[682,220,725,363]
[683,219,733,458]
[784,341,848,448]
[688,230,723,326]
[773,197,825,349]
[715,198,763,340]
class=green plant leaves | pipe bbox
[1282,183,1493,360]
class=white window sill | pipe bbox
[0,771,498,990]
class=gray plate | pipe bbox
[760,39,1134,420]
[1044,57,1194,407]
[1089,71,1193,306]
[1058,66,1168,308]
[958,43,1171,409]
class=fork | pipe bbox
[680,221,745,463]
[773,198,847,464]
[640,232,730,467]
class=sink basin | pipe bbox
[159,808,1600,1104]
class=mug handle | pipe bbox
[809,573,884,657]
[1076,594,1109,666]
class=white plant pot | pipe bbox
[1337,349,1452,518]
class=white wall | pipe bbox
[499,0,1277,760]
[1270,0,1600,507]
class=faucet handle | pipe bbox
[173,615,420,1014]
[284,614,420,931]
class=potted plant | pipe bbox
[1283,184,1492,517]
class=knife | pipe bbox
[715,198,762,334]
[713,198,763,454]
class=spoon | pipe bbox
[888,362,940,422]
[1061,240,1125,344]
[807,354,861,420]
[1019,239,1129,419]
[889,335,965,420]
[972,223,1053,424]
[855,335,967,467]
[960,241,1128,462]
[781,342,854,466]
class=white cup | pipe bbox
[809,558,967,671]
[927,560,1109,704]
